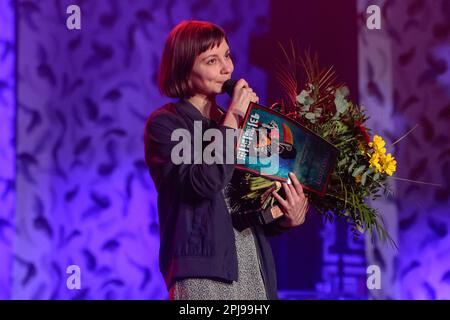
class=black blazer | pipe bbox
[144,99,287,299]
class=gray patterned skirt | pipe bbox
[168,191,267,300]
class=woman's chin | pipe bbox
[206,88,222,96]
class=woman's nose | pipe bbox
[221,60,233,74]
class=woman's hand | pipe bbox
[271,172,309,228]
[223,79,259,129]
[229,79,259,116]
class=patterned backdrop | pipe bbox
[359,0,450,299]
[9,0,269,299]
[0,0,16,301]
[1,0,449,300]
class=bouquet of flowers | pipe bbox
[232,46,399,245]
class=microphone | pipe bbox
[223,78,269,106]
[222,79,237,97]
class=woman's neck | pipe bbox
[188,95,222,120]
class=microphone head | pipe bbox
[222,79,237,97]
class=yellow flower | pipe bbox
[355,175,362,184]
[369,152,382,173]
[382,153,397,176]
[368,135,386,154]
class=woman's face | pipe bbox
[188,39,234,97]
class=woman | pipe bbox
[144,20,309,300]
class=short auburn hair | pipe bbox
[158,20,228,99]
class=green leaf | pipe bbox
[305,112,316,120]
[338,158,348,167]
[297,90,314,106]
[334,87,350,114]
[348,160,357,174]
[361,168,374,186]
[352,165,366,177]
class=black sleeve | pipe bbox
[263,218,292,237]
[145,114,238,199]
